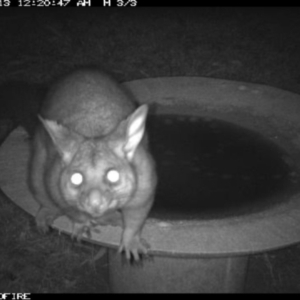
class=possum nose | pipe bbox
[89,190,104,207]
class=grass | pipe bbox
[0,190,109,293]
[0,7,300,293]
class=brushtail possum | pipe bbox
[28,69,157,261]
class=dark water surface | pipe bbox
[147,114,299,220]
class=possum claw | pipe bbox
[119,236,150,261]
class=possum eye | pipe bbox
[70,172,83,186]
[106,169,120,184]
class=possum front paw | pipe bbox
[118,235,150,261]
[71,222,92,240]
[71,221,101,241]
[35,207,60,233]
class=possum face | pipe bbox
[40,104,148,218]
[60,139,137,217]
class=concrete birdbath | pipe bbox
[1,77,300,293]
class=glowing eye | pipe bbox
[70,172,83,186]
[106,169,120,183]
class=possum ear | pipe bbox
[39,116,82,163]
[122,105,148,161]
